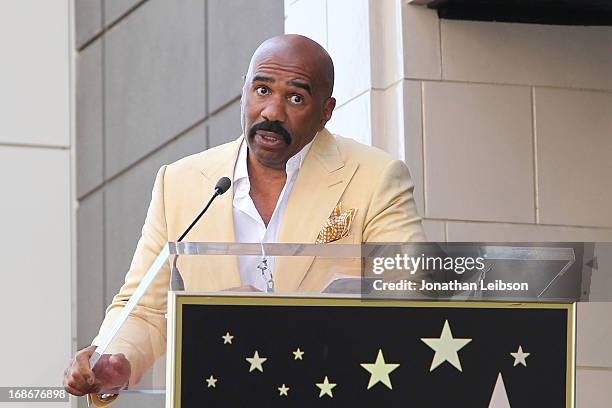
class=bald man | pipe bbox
[64,34,425,405]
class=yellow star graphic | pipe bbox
[360,349,400,389]
[421,320,472,372]
[246,350,267,372]
[316,376,336,398]
[293,347,304,360]
[222,332,234,344]
[278,384,289,396]
[205,375,217,388]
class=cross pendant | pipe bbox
[256,258,274,292]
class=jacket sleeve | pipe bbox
[362,159,425,243]
[360,159,443,298]
[91,165,170,389]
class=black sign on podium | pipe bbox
[167,295,575,408]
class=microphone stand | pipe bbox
[171,179,231,291]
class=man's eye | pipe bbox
[289,94,303,105]
[255,86,269,96]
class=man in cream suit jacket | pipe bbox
[64,34,424,405]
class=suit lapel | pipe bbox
[275,129,358,292]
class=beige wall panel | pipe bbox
[402,3,441,80]
[371,85,404,160]
[423,82,534,223]
[327,91,372,145]
[403,80,424,217]
[422,219,445,241]
[441,20,612,90]
[576,368,612,408]
[588,243,612,302]
[577,303,612,368]
[446,221,612,242]
[327,0,371,106]
[284,0,327,48]
[370,0,403,88]
[535,88,612,228]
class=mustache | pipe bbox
[249,121,292,145]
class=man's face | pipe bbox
[241,51,334,170]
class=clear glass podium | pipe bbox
[88,242,601,407]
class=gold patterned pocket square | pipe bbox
[315,203,358,244]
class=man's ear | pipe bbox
[319,97,336,128]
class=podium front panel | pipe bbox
[168,294,575,408]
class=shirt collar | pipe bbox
[233,133,316,197]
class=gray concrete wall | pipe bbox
[74,1,283,406]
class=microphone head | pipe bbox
[214,177,231,195]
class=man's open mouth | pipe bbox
[255,130,287,148]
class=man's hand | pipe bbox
[63,346,131,396]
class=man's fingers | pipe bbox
[75,345,97,364]
[68,372,91,391]
[64,346,100,397]
[64,375,96,396]
[89,380,102,394]
[72,365,94,386]
[74,346,97,383]
[68,371,84,386]
[64,383,86,397]
[65,349,130,397]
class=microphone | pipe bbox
[177,176,231,242]
[214,176,231,196]
[171,177,231,290]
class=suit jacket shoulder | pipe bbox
[333,133,405,177]
[164,137,242,182]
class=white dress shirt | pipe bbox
[232,137,314,291]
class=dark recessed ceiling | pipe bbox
[424,0,612,26]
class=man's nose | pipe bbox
[260,97,287,123]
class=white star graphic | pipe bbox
[360,349,400,390]
[246,350,267,372]
[221,332,234,344]
[293,347,304,360]
[316,376,337,398]
[510,345,530,367]
[421,319,472,372]
[205,375,217,388]
[278,384,290,396]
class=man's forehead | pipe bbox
[249,51,317,78]
[250,63,312,81]
[248,53,320,90]
[246,35,334,97]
